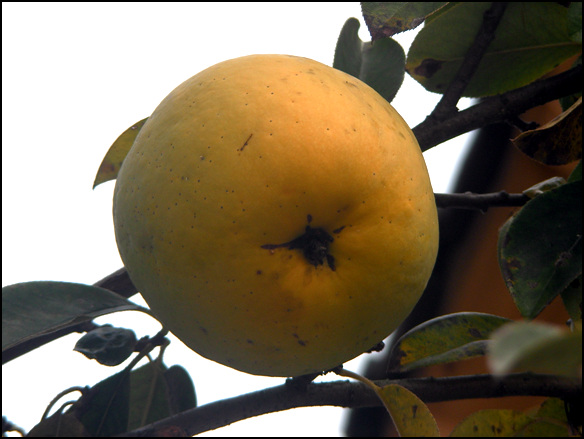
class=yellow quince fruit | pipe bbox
[113,54,439,377]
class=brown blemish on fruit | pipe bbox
[292,333,307,346]
[237,133,253,152]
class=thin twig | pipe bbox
[435,191,529,212]
[119,373,581,436]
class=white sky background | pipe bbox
[2,2,472,436]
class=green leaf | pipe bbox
[361,38,406,104]
[334,18,363,78]
[513,97,582,165]
[524,398,572,437]
[568,2,582,43]
[388,312,511,372]
[406,2,582,97]
[333,18,405,103]
[2,281,145,359]
[498,181,582,318]
[360,2,448,40]
[28,411,91,437]
[164,365,197,413]
[127,363,196,430]
[451,399,572,436]
[377,384,439,437]
[128,362,170,430]
[93,118,147,189]
[75,371,131,437]
[450,409,532,437]
[75,325,137,366]
[488,321,582,378]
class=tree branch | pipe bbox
[435,191,529,211]
[431,2,508,120]
[120,373,581,436]
[414,65,583,151]
[94,266,138,298]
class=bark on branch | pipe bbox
[435,191,530,211]
[413,65,583,151]
[120,373,581,436]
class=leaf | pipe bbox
[498,181,582,319]
[93,118,147,189]
[360,2,448,40]
[377,384,439,437]
[388,312,511,372]
[127,362,196,430]
[524,398,572,437]
[522,177,567,199]
[28,411,91,437]
[567,2,582,43]
[513,97,582,165]
[2,281,145,360]
[488,321,582,378]
[75,370,131,437]
[164,365,197,414]
[333,18,405,103]
[334,17,363,78]
[128,362,170,430]
[361,38,406,104]
[406,2,582,97]
[451,399,572,436]
[75,325,137,366]
[450,409,532,437]
[51,361,195,436]
[523,415,572,436]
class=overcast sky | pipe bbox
[2,3,472,436]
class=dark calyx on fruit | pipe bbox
[261,225,336,271]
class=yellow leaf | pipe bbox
[450,409,531,437]
[93,118,147,189]
[378,383,440,437]
[513,97,582,165]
